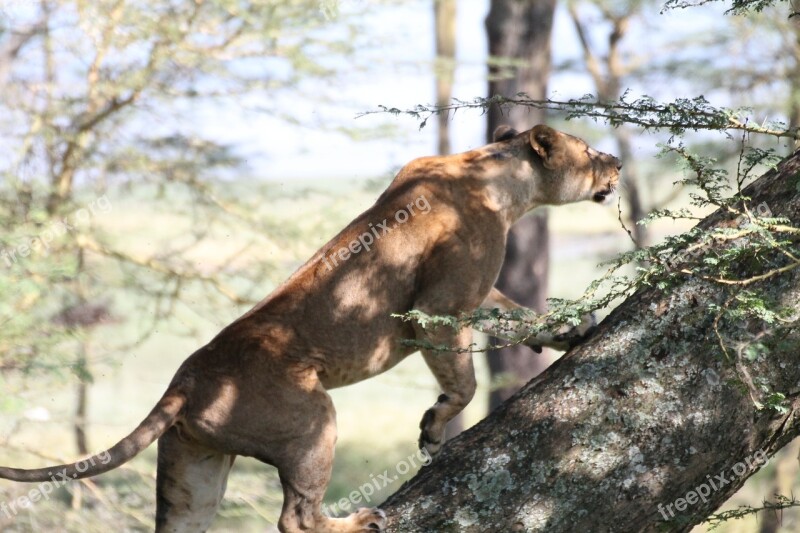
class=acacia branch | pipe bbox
[567,4,605,94]
[661,0,789,15]
[361,95,800,140]
[75,235,254,306]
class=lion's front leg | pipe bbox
[413,324,476,458]
[479,287,596,352]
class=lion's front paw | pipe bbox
[418,407,444,457]
[323,507,386,532]
[552,312,597,350]
[523,341,543,353]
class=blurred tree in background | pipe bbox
[484,0,557,414]
[0,0,360,369]
[567,0,651,247]
[433,0,456,157]
[0,0,369,528]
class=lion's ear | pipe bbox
[492,125,518,142]
[529,124,565,170]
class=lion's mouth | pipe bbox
[592,188,613,203]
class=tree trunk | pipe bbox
[485,0,557,411]
[486,213,549,410]
[381,151,800,532]
[568,6,648,249]
[434,0,456,156]
[74,340,89,456]
[789,0,800,151]
[759,438,800,533]
[616,125,648,248]
[433,0,465,439]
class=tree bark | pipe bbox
[382,151,800,532]
[485,0,557,411]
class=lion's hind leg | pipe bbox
[155,426,235,533]
[271,385,385,533]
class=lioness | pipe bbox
[0,125,620,532]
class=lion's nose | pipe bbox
[614,158,623,171]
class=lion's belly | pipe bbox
[316,322,418,389]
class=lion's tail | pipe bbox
[0,388,186,482]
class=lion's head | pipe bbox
[494,124,622,208]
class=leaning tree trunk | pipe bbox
[381,152,800,531]
[485,0,557,411]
